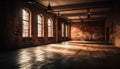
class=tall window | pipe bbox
[65,25,68,37]
[67,25,69,37]
[48,18,53,37]
[62,23,64,37]
[37,14,44,37]
[22,9,31,37]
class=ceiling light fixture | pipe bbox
[47,0,52,12]
[28,0,36,4]
[87,8,91,19]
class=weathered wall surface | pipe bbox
[105,0,120,47]
[71,21,105,41]
[0,0,70,50]
[58,18,71,42]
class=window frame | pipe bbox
[37,14,44,37]
[61,23,64,37]
[48,18,53,37]
[65,24,68,37]
[22,8,32,38]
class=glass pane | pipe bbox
[62,23,64,37]
[22,9,31,37]
[23,10,29,20]
[38,15,43,37]
[38,25,41,28]
[66,25,68,37]
[25,33,28,37]
[48,27,51,37]
[38,15,42,21]
[48,19,51,26]
[22,33,26,37]
[48,18,53,37]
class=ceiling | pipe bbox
[37,0,112,22]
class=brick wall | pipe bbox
[105,0,120,47]
[71,21,105,41]
[0,0,70,50]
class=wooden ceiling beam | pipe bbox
[70,17,106,20]
[71,18,105,22]
[62,11,109,16]
[52,1,112,11]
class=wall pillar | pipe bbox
[55,16,58,42]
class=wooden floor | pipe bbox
[0,41,120,69]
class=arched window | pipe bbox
[67,25,69,37]
[37,14,44,37]
[61,23,64,37]
[65,24,68,37]
[48,18,53,37]
[22,8,31,37]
